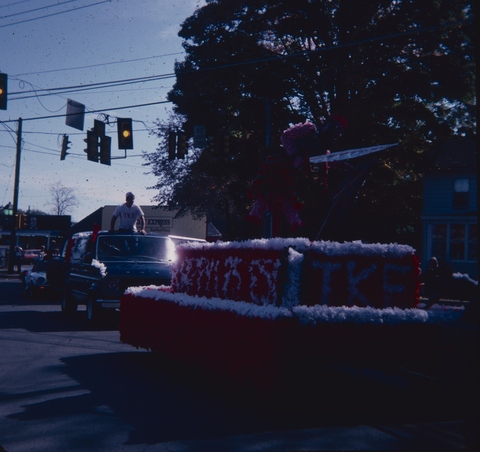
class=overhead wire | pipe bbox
[0,0,111,28]
[8,78,68,113]
[0,16,470,126]
[0,0,82,20]
[0,0,37,10]
[8,73,176,100]
[7,16,470,102]
[0,100,171,124]
[13,52,184,77]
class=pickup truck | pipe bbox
[61,230,175,321]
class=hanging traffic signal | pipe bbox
[94,119,105,137]
[21,214,29,229]
[168,131,177,160]
[177,133,187,159]
[84,130,98,162]
[117,118,133,149]
[60,134,71,160]
[99,135,111,166]
[0,73,7,110]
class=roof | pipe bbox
[427,138,477,171]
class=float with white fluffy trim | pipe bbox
[119,238,464,391]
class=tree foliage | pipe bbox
[146,0,475,244]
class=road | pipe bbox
[0,277,472,451]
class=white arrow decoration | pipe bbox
[309,143,398,163]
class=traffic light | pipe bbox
[84,130,98,162]
[94,119,105,137]
[60,134,71,160]
[168,131,176,160]
[22,214,29,229]
[177,133,187,159]
[99,135,111,166]
[117,118,133,150]
[0,73,7,110]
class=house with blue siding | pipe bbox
[421,138,477,278]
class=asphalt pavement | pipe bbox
[0,274,476,451]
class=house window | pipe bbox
[431,224,447,260]
[430,223,477,262]
[450,224,466,260]
[453,178,469,209]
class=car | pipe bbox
[22,257,63,299]
[61,231,175,321]
[22,249,43,265]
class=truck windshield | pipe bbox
[96,236,175,262]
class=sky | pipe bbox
[0,0,205,222]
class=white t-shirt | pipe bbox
[113,203,144,231]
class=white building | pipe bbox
[71,206,211,240]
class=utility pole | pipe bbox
[8,118,22,273]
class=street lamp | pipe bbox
[3,203,13,216]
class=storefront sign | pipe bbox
[146,217,172,233]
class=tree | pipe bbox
[146,0,475,243]
[46,181,79,216]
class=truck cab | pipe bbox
[61,231,175,321]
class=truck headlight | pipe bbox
[106,278,120,292]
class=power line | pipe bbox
[7,18,469,104]
[13,52,184,77]
[9,73,176,101]
[1,17,470,124]
[0,0,111,28]
[20,144,148,164]
[0,100,171,123]
[9,73,175,95]
[0,0,82,20]
[11,83,171,101]
[0,0,36,10]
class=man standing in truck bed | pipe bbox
[110,192,146,234]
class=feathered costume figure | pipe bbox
[247,115,346,234]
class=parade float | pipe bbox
[119,237,467,392]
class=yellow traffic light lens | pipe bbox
[117,118,133,149]
[0,88,3,95]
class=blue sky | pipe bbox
[1,0,204,222]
